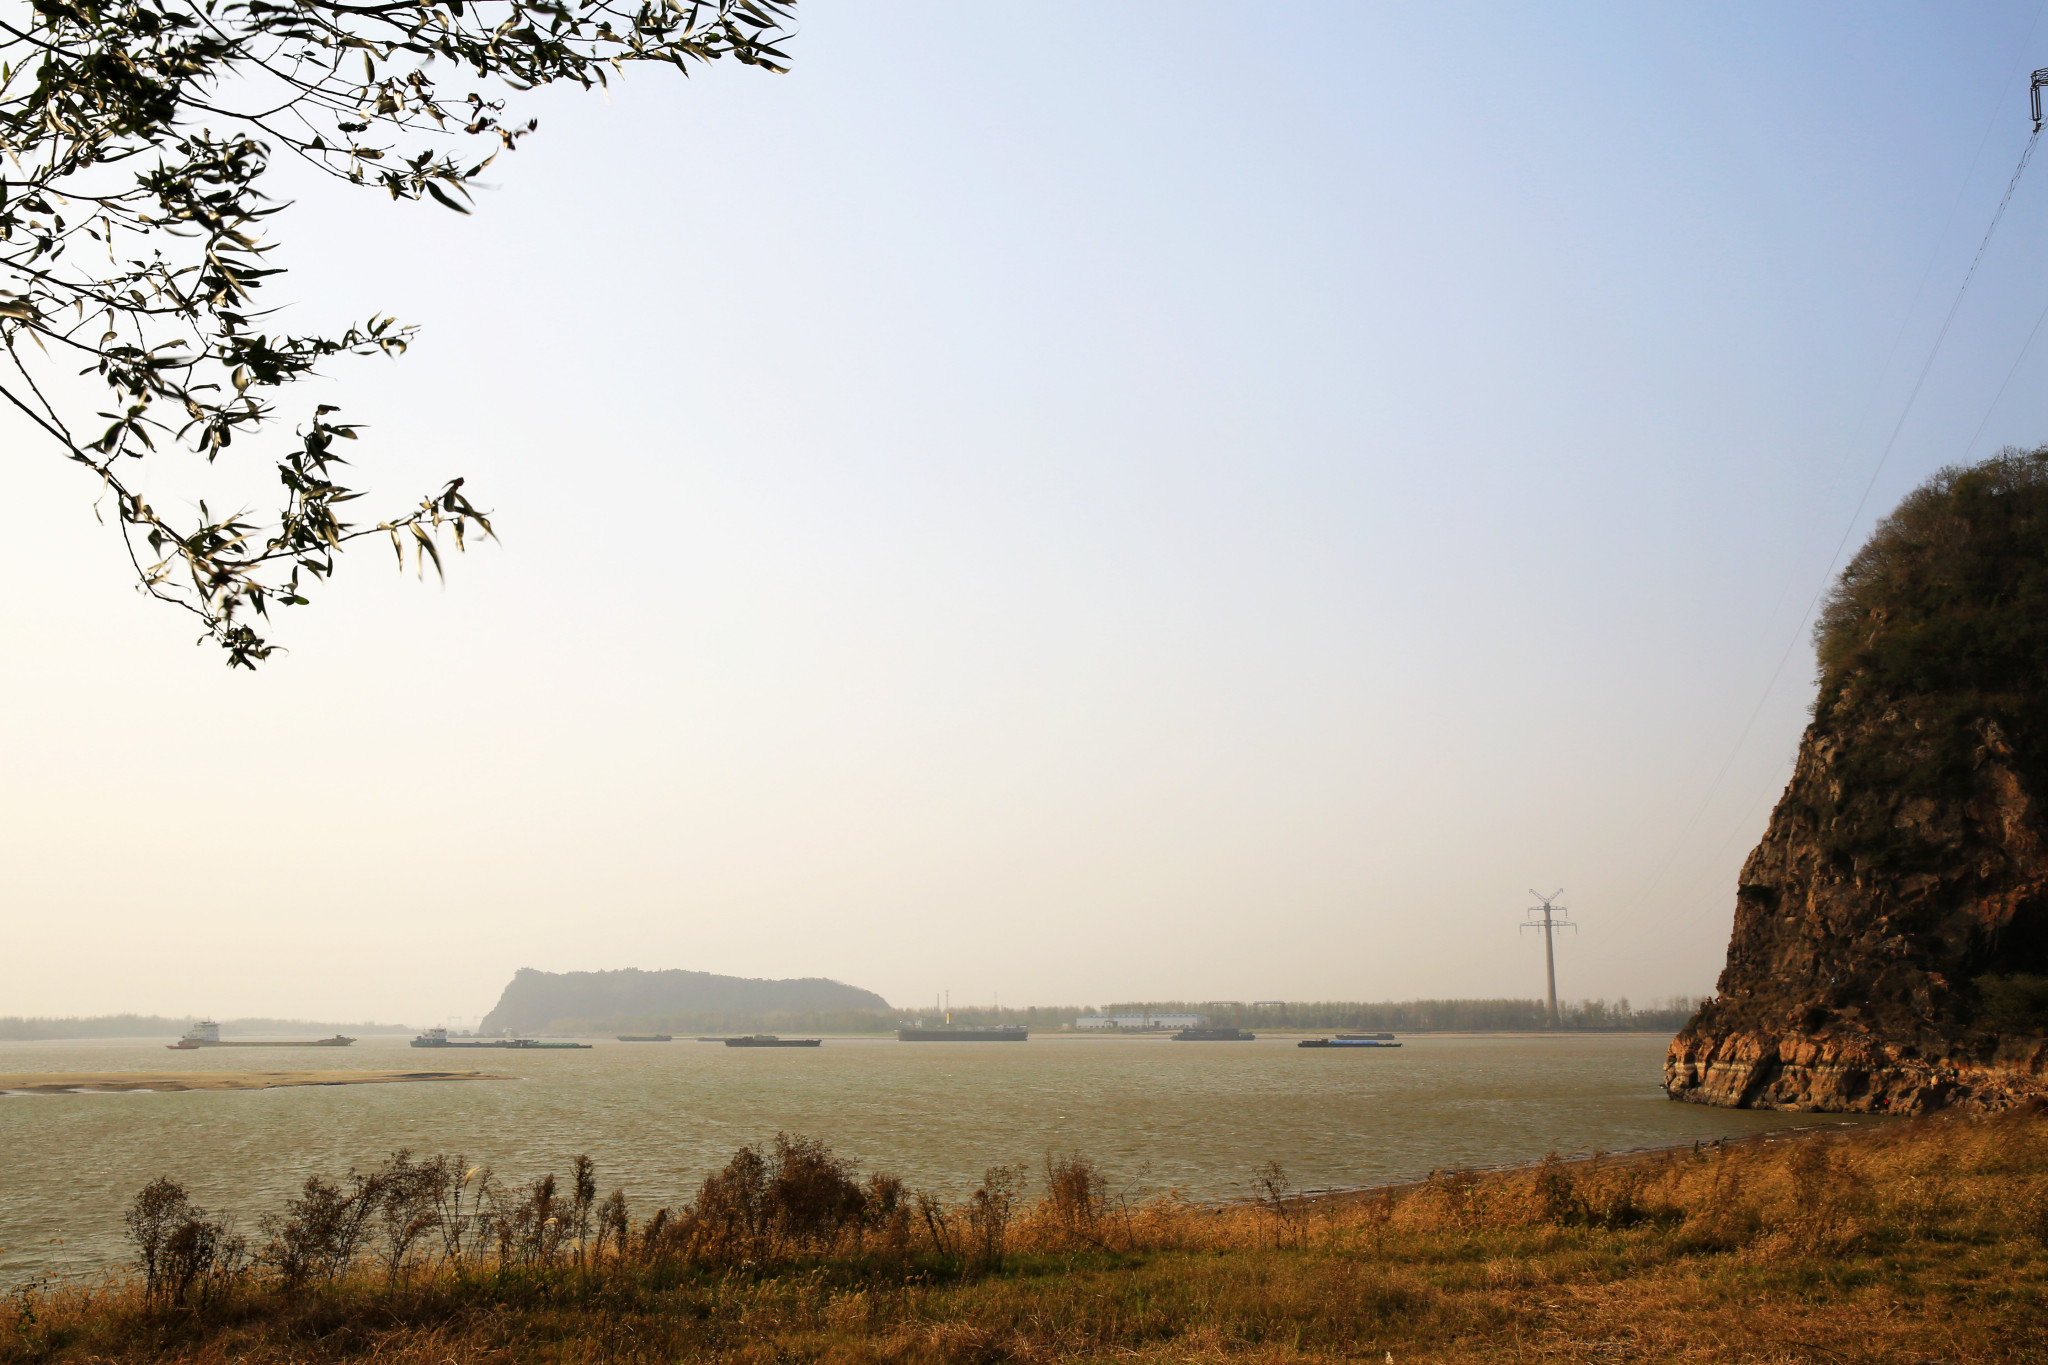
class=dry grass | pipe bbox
[6,1109,2048,1365]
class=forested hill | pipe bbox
[479,969,895,1035]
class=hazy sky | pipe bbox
[8,3,2048,1023]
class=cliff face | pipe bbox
[1667,450,2048,1114]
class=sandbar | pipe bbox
[0,1070,508,1095]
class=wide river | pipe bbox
[0,1032,1860,1284]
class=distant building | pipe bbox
[1252,1001,1287,1008]
[1074,1013,1205,1031]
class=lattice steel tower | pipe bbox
[1522,890,1576,1028]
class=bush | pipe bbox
[1041,1153,1109,1248]
[123,1178,242,1301]
[1977,974,2048,1034]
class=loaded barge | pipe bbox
[896,1024,1028,1042]
[411,1028,590,1050]
[1298,1037,1402,1048]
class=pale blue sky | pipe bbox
[7,3,2048,1021]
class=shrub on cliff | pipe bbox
[1977,973,2048,1034]
[1806,445,2048,872]
[1817,445,2048,696]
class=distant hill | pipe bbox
[480,968,896,1035]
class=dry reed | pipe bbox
[5,1107,2047,1364]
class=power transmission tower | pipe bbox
[1521,890,1577,1028]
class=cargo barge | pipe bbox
[724,1035,821,1048]
[1172,1027,1255,1041]
[411,1028,591,1050]
[167,1021,354,1050]
[1298,1037,1402,1048]
[896,1024,1028,1042]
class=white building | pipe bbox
[1073,1013,1205,1031]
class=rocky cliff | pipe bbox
[1667,449,2048,1113]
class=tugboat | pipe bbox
[1298,1037,1403,1048]
[167,1020,355,1050]
[723,1035,822,1048]
[410,1028,591,1050]
[1171,1027,1255,1041]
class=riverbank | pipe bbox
[0,1071,505,1095]
[4,1104,2042,1364]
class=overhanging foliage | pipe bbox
[0,0,790,663]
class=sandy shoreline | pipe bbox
[0,1070,509,1095]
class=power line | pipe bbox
[1957,281,2048,464]
[1640,76,2048,902]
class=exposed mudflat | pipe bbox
[0,1070,506,1095]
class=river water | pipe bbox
[0,1032,1856,1283]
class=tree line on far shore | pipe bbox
[936,997,1704,1034]
[2,997,1702,1042]
[0,1017,421,1043]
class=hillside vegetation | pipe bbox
[1810,442,2048,899]
[479,968,894,1035]
[6,1109,2045,1364]
[1672,446,2048,1113]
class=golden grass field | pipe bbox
[4,1106,2044,1365]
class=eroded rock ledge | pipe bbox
[1666,1027,2048,1115]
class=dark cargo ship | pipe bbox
[724,1035,821,1048]
[1298,1037,1402,1048]
[1171,1027,1254,1041]
[896,1024,1028,1042]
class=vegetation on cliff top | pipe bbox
[1816,443,2048,707]
[7,1109,2047,1364]
[1808,445,2048,855]
[1794,448,2048,1021]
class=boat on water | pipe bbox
[1298,1037,1402,1048]
[166,1020,354,1050]
[896,1024,1028,1042]
[410,1028,591,1050]
[723,1035,821,1048]
[616,1035,673,1042]
[1172,1027,1255,1041]
[1335,1032,1396,1041]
